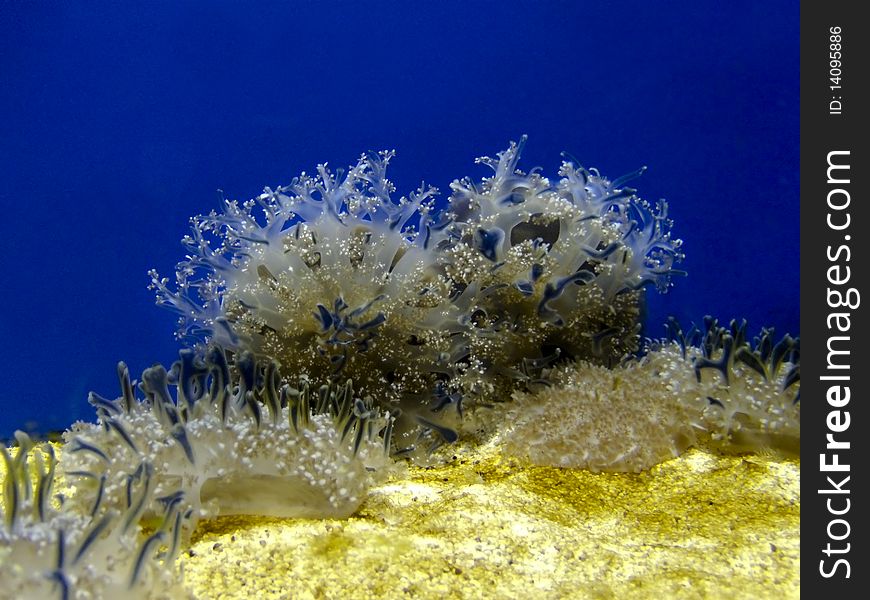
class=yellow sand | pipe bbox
[178,441,799,599]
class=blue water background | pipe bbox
[0,1,798,438]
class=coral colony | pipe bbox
[1,138,799,598]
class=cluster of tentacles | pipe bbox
[149,137,684,454]
[2,346,394,599]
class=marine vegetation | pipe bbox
[1,139,799,599]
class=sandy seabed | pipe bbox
[180,439,799,600]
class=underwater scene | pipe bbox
[1,1,799,598]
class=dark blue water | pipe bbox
[0,1,798,438]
